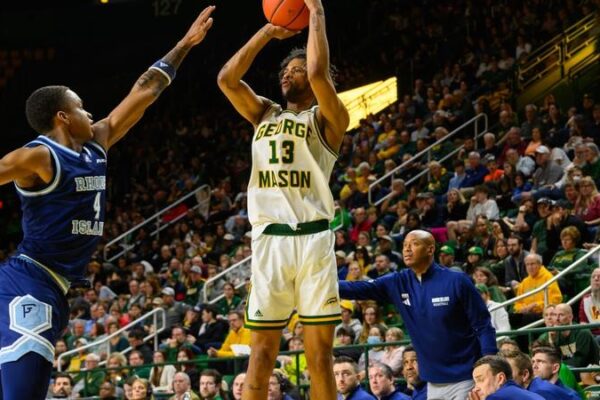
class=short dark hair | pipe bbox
[128,329,145,340]
[333,356,359,373]
[336,326,356,341]
[200,368,222,385]
[25,85,70,133]
[54,372,73,385]
[532,346,562,364]
[474,355,513,381]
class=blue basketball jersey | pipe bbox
[15,135,107,282]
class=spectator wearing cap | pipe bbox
[67,337,90,373]
[161,286,190,331]
[513,254,562,327]
[460,152,488,189]
[475,284,511,334]
[336,250,350,280]
[368,255,394,280]
[483,155,504,184]
[438,245,462,271]
[335,300,362,341]
[376,236,402,268]
[516,145,564,203]
[463,246,486,276]
[184,265,205,306]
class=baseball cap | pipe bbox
[379,235,393,243]
[555,199,573,209]
[190,266,203,274]
[475,283,489,294]
[468,246,484,256]
[535,145,550,154]
[223,233,235,241]
[161,287,175,296]
[192,305,202,313]
[335,250,347,259]
[537,197,556,206]
[416,192,434,199]
[339,300,354,313]
[440,245,455,255]
[152,297,164,306]
[244,231,252,239]
[75,337,88,346]
[484,154,496,163]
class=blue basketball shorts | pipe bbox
[0,257,69,365]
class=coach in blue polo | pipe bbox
[339,230,497,400]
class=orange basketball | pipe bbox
[263,0,310,31]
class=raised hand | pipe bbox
[180,5,215,47]
[263,23,300,40]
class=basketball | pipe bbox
[263,0,310,31]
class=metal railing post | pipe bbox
[154,311,158,352]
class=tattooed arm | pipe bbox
[93,5,215,150]
[304,0,349,152]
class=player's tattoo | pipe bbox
[163,45,190,69]
[135,70,169,97]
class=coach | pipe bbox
[339,230,497,400]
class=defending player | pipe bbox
[0,6,214,399]
[217,0,349,399]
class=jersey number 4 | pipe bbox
[93,192,101,220]
[268,140,295,164]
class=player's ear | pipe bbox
[56,110,70,125]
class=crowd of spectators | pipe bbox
[0,0,598,399]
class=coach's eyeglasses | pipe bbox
[279,66,306,80]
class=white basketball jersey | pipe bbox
[248,103,337,229]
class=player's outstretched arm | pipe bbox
[305,0,349,152]
[217,24,297,125]
[0,146,53,187]
[93,5,215,151]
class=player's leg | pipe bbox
[243,234,294,400]
[242,329,282,400]
[0,258,69,400]
[297,230,341,400]
[303,324,337,400]
[1,352,53,400]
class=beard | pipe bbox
[282,82,308,103]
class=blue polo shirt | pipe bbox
[410,382,427,400]
[528,377,580,400]
[338,385,376,400]
[379,388,410,400]
[488,381,544,399]
[339,264,497,383]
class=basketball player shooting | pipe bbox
[0,6,214,399]
[217,0,349,399]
